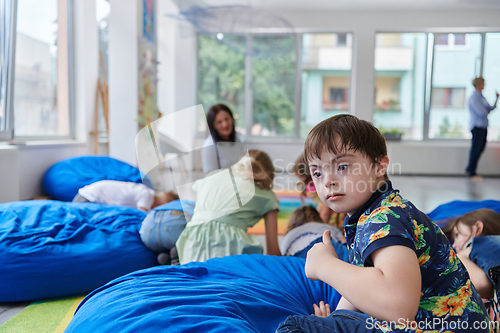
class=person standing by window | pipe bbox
[466,77,499,181]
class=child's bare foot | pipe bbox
[312,301,331,317]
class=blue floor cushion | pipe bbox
[0,200,157,302]
[427,199,500,228]
[66,254,341,333]
[42,156,148,201]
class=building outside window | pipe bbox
[300,33,352,138]
[373,33,427,140]
[197,30,500,142]
[430,88,466,109]
[13,0,72,138]
[428,33,482,139]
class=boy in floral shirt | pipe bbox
[276,115,492,333]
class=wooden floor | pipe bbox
[1,175,499,326]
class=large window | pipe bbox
[198,34,246,133]
[428,33,482,139]
[300,33,352,138]
[251,35,296,136]
[13,0,72,138]
[483,33,500,142]
[198,30,500,142]
[0,0,16,140]
[198,34,296,137]
[96,0,109,138]
[373,33,427,140]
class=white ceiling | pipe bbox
[181,0,500,11]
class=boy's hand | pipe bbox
[312,301,331,317]
[305,230,339,281]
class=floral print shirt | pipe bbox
[342,182,492,333]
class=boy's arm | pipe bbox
[306,231,421,322]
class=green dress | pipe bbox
[176,169,279,264]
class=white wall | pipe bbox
[161,5,500,175]
[108,0,139,166]
[0,147,19,202]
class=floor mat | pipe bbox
[0,295,84,333]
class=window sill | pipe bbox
[1,140,87,149]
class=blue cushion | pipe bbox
[66,255,341,333]
[0,200,157,302]
[42,156,149,201]
[427,200,500,228]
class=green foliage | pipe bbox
[198,35,245,124]
[378,127,404,135]
[198,35,296,135]
[436,116,464,138]
[375,99,401,112]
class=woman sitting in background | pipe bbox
[201,104,246,174]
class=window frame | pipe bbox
[196,30,355,142]
[374,29,500,142]
[6,0,75,142]
[0,0,17,141]
[197,28,500,143]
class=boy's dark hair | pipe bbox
[287,205,322,232]
[304,114,389,180]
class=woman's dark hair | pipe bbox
[206,104,236,142]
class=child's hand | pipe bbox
[312,301,331,317]
[305,230,339,281]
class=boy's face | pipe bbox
[308,149,389,217]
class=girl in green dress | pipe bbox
[176,150,281,264]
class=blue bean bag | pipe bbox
[42,156,149,202]
[64,199,500,332]
[66,255,341,333]
[427,199,500,228]
[0,200,157,302]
